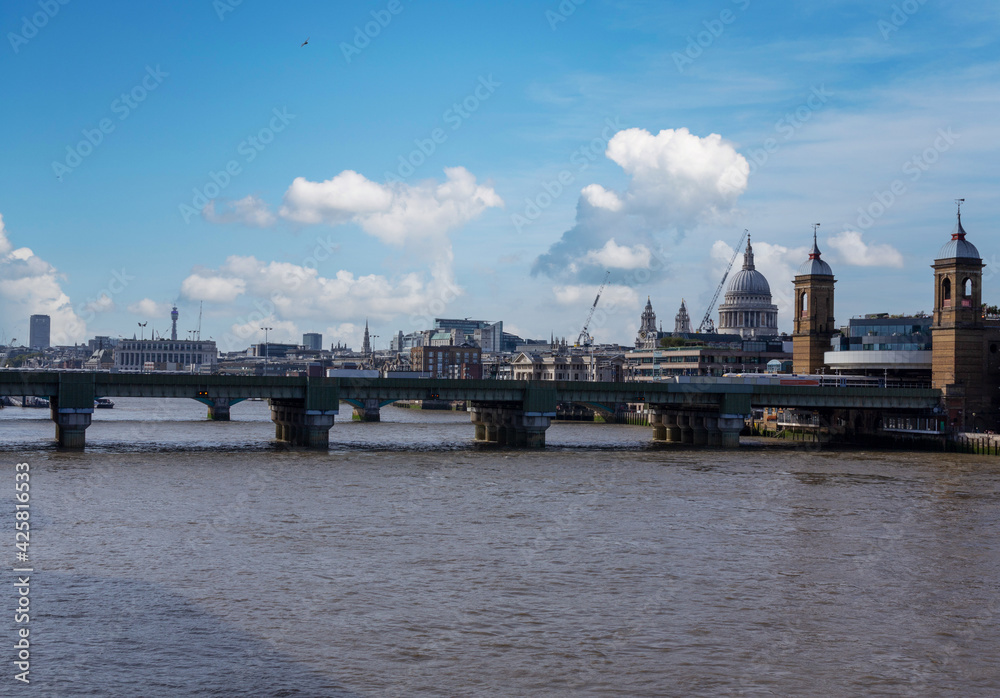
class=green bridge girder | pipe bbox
[0,372,942,414]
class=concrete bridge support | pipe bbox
[351,399,382,422]
[470,404,552,448]
[52,407,93,449]
[690,414,709,446]
[704,415,723,448]
[270,399,337,449]
[677,413,694,445]
[717,415,744,449]
[207,398,233,421]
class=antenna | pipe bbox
[956,198,965,216]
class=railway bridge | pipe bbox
[0,371,941,449]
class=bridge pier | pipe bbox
[704,415,723,448]
[717,415,744,449]
[677,414,694,444]
[470,404,552,448]
[691,414,709,446]
[351,398,382,422]
[207,398,233,421]
[270,399,337,449]
[52,407,93,449]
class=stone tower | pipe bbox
[674,299,692,333]
[932,202,986,429]
[792,227,835,374]
[362,319,372,355]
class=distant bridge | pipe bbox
[0,371,942,449]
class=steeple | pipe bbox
[362,319,372,354]
[742,235,755,270]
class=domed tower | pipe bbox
[932,200,987,428]
[717,236,779,339]
[792,226,835,374]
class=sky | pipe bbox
[1,0,998,350]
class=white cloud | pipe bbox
[582,238,652,270]
[278,167,503,246]
[605,127,749,225]
[534,127,749,280]
[181,254,463,351]
[203,195,277,227]
[0,213,86,344]
[581,184,623,211]
[83,293,114,314]
[827,230,904,268]
[181,273,246,303]
[127,298,174,317]
[552,283,639,308]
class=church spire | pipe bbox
[742,235,755,271]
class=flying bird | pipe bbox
[300,37,309,47]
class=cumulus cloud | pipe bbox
[0,213,86,344]
[827,230,904,268]
[278,166,503,245]
[581,238,652,270]
[552,283,639,308]
[181,273,246,303]
[203,195,277,227]
[605,127,749,222]
[83,293,115,314]
[581,184,623,212]
[533,127,748,281]
[180,254,462,351]
[127,298,174,317]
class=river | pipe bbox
[1,398,998,696]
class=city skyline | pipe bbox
[2,1,998,350]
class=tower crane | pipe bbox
[698,229,748,332]
[576,271,610,347]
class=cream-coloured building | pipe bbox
[511,351,625,382]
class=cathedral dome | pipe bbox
[936,212,980,261]
[728,267,771,295]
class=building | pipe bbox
[825,315,932,384]
[29,314,50,349]
[717,237,779,339]
[930,204,1000,430]
[410,345,482,378]
[302,333,323,351]
[114,339,218,372]
[253,342,298,359]
[474,321,504,353]
[362,320,372,354]
[792,229,836,373]
[629,337,791,380]
[675,299,693,333]
[635,297,665,349]
[511,351,625,382]
[170,306,179,341]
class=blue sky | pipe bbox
[1,0,998,349]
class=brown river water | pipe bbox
[1,398,998,696]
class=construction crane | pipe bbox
[698,229,748,333]
[194,301,203,341]
[576,271,610,347]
